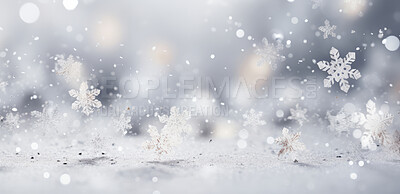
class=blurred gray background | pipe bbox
[0,0,400,137]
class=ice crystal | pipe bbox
[318,20,336,39]
[55,55,83,83]
[326,108,359,136]
[311,0,322,9]
[144,107,192,157]
[317,47,361,93]
[3,113,21,129]
[242,109,266,128]
[112,113,132,136]
[31,103,62,134]
[0,81,7,92]
[144,125,181,156]
[255,37,285,70]
[287,104,308,127]
[275,128,305,156]
[69,81,102,116]
[158,106,192,135]
[354,100,394,150]
[91,133,108,153]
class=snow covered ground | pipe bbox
[1,136,400,194]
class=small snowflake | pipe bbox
[158,106,192,135]
[144,125,181,156]
[311,0,322,9]
[55,55,83,83]
[255,38,285,70]
[242,109,266,128]
[112,113,132,136]
[3,113,21,129]
[318,20,337,39]
[31,103,62,133]
[144,106,192,157]
[353,100,394,150]
[0,81,7,92]
[69,81,102,116]
[275,128,305,156]
[317,47,361,93]
[287,104,308,126]
[326,108,359,136]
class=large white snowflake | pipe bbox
[318,20,337,39]
[55,55,83,83]
[112,113,132,136]
[317,47,361,93]
[242,109,266,128]
[69,81,102,116]
[275,128,305,156]
[255,38,285,70]
[287,104,308,126]
[144,106,192,157]
[353,100,394,150]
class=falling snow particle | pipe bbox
[350,173,358,180]
[236,29,245,38]
[63,0,79,11]
[383,35,400,51]
[19,3,40,24]
[60,174,71,185]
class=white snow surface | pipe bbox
[1,135,400,194]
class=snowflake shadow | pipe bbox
[117,167,174,180]
[77,156,110,166]
[291,162,319,169]
[146,159,186,167]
